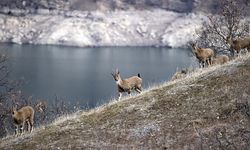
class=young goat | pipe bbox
[171,69,188,81]
[111,69,142,100]
[226,36,250,54]
[211,55,229,65]
[35,101,47,113]
[12,106,35,135]
[191,43,214,68]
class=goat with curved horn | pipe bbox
[190,43,214,68]
[111,69,142,100]
[226,36,250,55]
[12,105,35,136]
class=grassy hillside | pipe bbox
[1,55,250,149]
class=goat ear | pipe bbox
[194,42,197,47]
[9,108,13,114]
[190,42,196,48]
[11,106,16,113]
[226,35,232,41]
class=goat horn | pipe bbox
[116,69,120,74]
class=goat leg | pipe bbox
[27,121,30,132]
[118,93,122,100]
[207,59,211,66]
[201,61,205,68]
[128,90,131,97]
[135,88,142,93]
[199,60,204,68]
[30,119,34,132]
[20,123,24,135]
[15,125,19,136]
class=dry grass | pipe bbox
[1,54,250,149]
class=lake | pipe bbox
[0,43,197,108]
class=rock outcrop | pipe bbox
[0,0,249,13]
[0,10,204,48]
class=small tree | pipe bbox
[196,0,249,56]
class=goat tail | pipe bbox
[138,73,141,78]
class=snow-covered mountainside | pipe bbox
[0,10,204,48]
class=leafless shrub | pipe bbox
[196,0,250,56]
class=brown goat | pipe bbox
[226,36,250,54]
[12,106,34,135]
[35,101,47,113]
[171,69,188,81]
[211,55,229,65]
[191,43,214,68]
[111,69,142,100]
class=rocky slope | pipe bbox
[1,54,249,149]
[0,0,249,13]
[0,1,201,48]
[0,10,204,48]
[0,0,196,12]
[0,0,248,48]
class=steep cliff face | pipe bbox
[0,0,69,10]
[68,0,195,13]
[0,0,248,13]
[0,0,248,48]
[0,0,193,12]
[0,11,204,48]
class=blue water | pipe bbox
[0,43,196,108]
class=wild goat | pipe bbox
[35,101,47,113]
[211,55,229,65]
[111,69,142,100]
[12,106,35,135]
[226,36,250,54]
[171,69,188,81]
[191,43,214,68]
